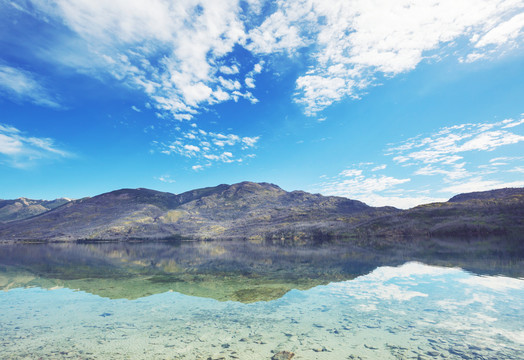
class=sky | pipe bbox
[0,0,523,208]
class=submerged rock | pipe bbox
[271,350,295,360]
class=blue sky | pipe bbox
[1,0,523,208]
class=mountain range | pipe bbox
[0,182,523,242]
[0,197,71,222]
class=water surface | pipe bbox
[0,240,523,359]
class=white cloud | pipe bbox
[508,166,524,173]
[311,113,524,208]
[414,163,469,180]
[23,0,250,120]
[0,64,60,108]
[502,117,524,129]
[245,77,255,88]
[253,62,263,74]
[313,163,416,207]
[295,75,350,116]
[322,175,410,195]
[362,194,447,209]
[459,130,524,151]
[183,144,200,153]
[11,0,522,120]
[388,116,524,182]
[131,105,141,112]
[241,136,259,148]
[219,64,239,75]
[159,125,258,169]
[489,156,524,163]
[247,0,524,115]
[0,123,71,168]
[156,175,176,183]
[474,12,524,48]
[440,178,524,194]
[246,6,308,54]
[339,169,362,177]
[192,165,204,171]
[371,164,386,171]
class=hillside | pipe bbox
[0,183,522,242]
[349,187,524,240]
[0,198,71,223]
[0,182,390,241]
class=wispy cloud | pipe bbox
[0,64,60,108]
[473,12,524,48]
[311,114,524,208]
[372,164,387,172]
[310,163,441,208]
[441,178,524,194]
[155,174,176,184]
[387,115,524,183]
[0,123,72,168]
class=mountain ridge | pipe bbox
[0,197,71,223]
[0,182,522,242]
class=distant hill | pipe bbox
[0,197,71,223]
[349,187,524,240]
[0,182,522,242]
[448,188,524,202]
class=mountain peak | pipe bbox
[227,181,283,191]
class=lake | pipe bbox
[0,239,523,359]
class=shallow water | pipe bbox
[0,240,523,359]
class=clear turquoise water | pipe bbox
[0,242,523,359]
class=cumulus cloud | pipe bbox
[0,123,71,168]
[0,64,60,108]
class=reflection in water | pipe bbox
[0,240,381,302]
[0,238,522,301]
[0,239,523,359]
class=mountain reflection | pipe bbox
[0,238,522,302]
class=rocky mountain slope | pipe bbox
[0,182,522,242]
[349,188,524,240]
[0,197,71,222]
